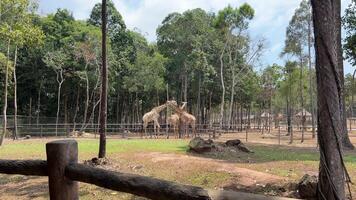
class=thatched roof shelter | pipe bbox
[295,109,312,117]
[260,112,272,118]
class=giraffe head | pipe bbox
[166,100,178,108]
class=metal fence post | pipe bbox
[46,140,78,200]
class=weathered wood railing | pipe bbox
[0,140,296,200]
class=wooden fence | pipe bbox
[0,140,296,200]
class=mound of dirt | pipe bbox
[297,174,317,199]
[188,137,253,155]
[189,137,215,153]
[84,157,111,166]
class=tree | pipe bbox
[98,0,107,159]
[261,64,282,132]
[213,4,254,129]
[0,0,43,143]
[43,50,68,136]
[282,0,315,142]
[342,1,356,149]
[311,0,350,198]
[342,1,356,66]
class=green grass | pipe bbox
[250,144,356,164]
[1,138,356,164]
[0,139,189,159]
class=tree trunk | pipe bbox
[13,46,18,140]
[116,87,120,124]
[184,64,188,103]
[300,57,305,143]
[308,13,316,138]
[29,97,32,125]
[219,42,227,129]
[98,0,108,158]
[311,0,347,198]
[197,72,201,124]
[228,68,235,129]
[83,64,90,127]
[36,79,43,127]
[64,95,69,136]
[335,1,354,150]
[0,40,11,146]
[72,86,80,132]
[55,71,64,137]
[351,69,356,133]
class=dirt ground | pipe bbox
[0,130,355,199]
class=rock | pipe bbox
[189,137,213,153]
[225,139,241,147]
[237,143,253,153]
[84,157,110,166]
[297,174,317,199]
[226,139,253,153]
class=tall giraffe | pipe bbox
[167,113,180,138]
[168,103,196,138]
[142,100,177,138]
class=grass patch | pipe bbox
[0,139,189,159]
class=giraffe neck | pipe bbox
[170,104,184,114]
[154,104,167,113]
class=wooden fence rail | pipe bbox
[0,140,296,200]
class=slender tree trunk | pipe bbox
[98,0,108,158]
[64,95,69,136]
[219,42,227,129]
[184,64,188,103]
[228,65,235,129]
[300,57,305,143]
[36,79,43,127]
[312,0,347,198]
[29,97,32,125]
[335,1,354,150]
[197,72,201,124]
[308,13,316,138]
[72,86,80,132]
[269,80,273,133]
[208,92,212,128]
[0,39,11,146]
[13,46,18,140]
[351,69,356,133]
[116,90,120,124]
[83,64,90,127]
[55,71,64,137]
[136,92,139,123]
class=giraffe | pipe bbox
[168,103,196,138]
[142,100,177,138]
[167,114,180,138]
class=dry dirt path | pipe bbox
[133,151,285,187]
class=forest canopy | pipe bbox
[0,0,354,129]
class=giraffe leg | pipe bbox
[192,123,196,138]
[185,124,188,138]
[155,120,161,139]
[150,123,154,139]
[166,123,169,139]
[143,122,148,139]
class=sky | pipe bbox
[38,0,354,74]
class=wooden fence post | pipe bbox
[46,140,78,200]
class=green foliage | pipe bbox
[213,3,254,32]
[343,1,356,66]
[123,51,167,93]
[281,0,311,57]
